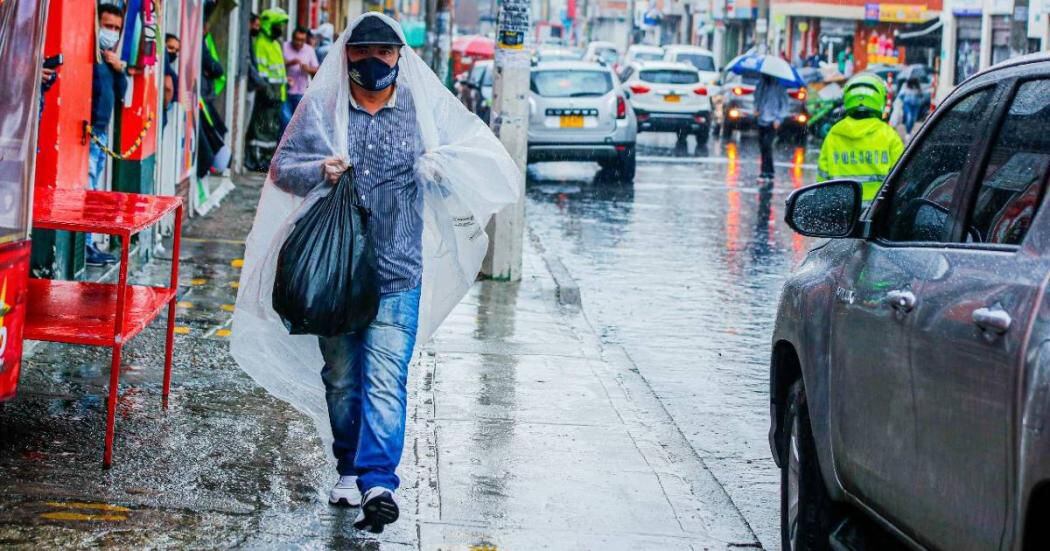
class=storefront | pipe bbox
[954,15,982,84]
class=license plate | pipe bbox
[664,95,681,103]
[560,115,585,128]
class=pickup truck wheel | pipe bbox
[782,380,838,551]
[614,146,636,182]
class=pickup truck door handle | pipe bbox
[886,290,917,312]
[973,307,1012,334]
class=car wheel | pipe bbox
[782,380,838,551]
[614,146,636,182]
[695,126,710,145]
[721,120,733,138]
[792,129,807,146]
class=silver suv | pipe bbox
[771,53,1050,550]
[527,61,638,180]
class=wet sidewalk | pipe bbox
[0,174,760,549]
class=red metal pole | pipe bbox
[103,232,132,468]
[162,205,183,407]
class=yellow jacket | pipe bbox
[818,116,904,202]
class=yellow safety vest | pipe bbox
[817,116,904,202]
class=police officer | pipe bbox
[817,73,904,203]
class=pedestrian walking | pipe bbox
[754,74,788,181]
[899,77,924,137]
[230,13,519,535]
[313,23,335,65]
[283,26,319,123]
[817,73,904,203]
[244,8,288,172]
[87,2,128,266]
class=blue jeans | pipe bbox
[319,286,421,492]
[86,138,108,247]
[902,101,922,134]
[279,94,301,136]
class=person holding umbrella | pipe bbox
[725,52,802,181]
[755,73,789,181]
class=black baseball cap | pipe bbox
[346,16,404,46]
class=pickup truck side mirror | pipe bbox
[785,180,862,238]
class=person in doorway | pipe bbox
[244,7,288,172]
[817,73,904,203]
[899,77,924,137]
[754,73,788,182]
[313,23,335,64]
[837,43,855,77]
[283,26,319,122]
[162,34,179,128]
[87,2,128,266]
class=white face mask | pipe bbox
[98,29,120,51]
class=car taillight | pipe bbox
[616,96,627,119]
[728,108,741,119]
[797,113,808,123]
[693,86,708,96]
[733,86,753,96]
[629,84,651,94]
[789,88,808,101]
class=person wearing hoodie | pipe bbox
[244,8,289,171]
[817,73,904,203]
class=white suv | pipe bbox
[620,61,712,143]
[527,61,638,180]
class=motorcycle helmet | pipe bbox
[843,73,888,117]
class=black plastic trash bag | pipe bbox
[272,170,380,336]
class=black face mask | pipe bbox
[348,56,398,91]
[270,25,284,39]
[250,28,260,38]
[166,51,178,64]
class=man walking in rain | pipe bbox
[244,8,288,171]
[231,13,520,535]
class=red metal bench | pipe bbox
[25,188,183,467]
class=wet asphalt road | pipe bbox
[526,130,818,550]
[0,129,817,549]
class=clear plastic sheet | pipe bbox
[231,13,520,448]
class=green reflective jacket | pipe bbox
[255,10,289,101]
[817,116,904,202]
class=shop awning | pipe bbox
[895,18,943,44]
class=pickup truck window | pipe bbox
[878,89,993,243]
[966,79,1050,246]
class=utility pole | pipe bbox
[1009,0,1031,58]
[423,0,436,67]
[481,0,531,281]
[435,0,453,86]
[626,0,636,48]
[756,0,770,52]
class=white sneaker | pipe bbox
[353,486,399,533]
[329,476,361,507]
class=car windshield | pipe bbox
[725,72,760,86]
[531,70,613,97]
[676,53,716,72]
[539,50,581,62]
[597,49,618,64]
[639,69,699,85]
[633,51,663,61]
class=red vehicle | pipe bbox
[0,0,48,401]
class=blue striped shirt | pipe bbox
[348,85,425,294]
[269,85,425,294]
